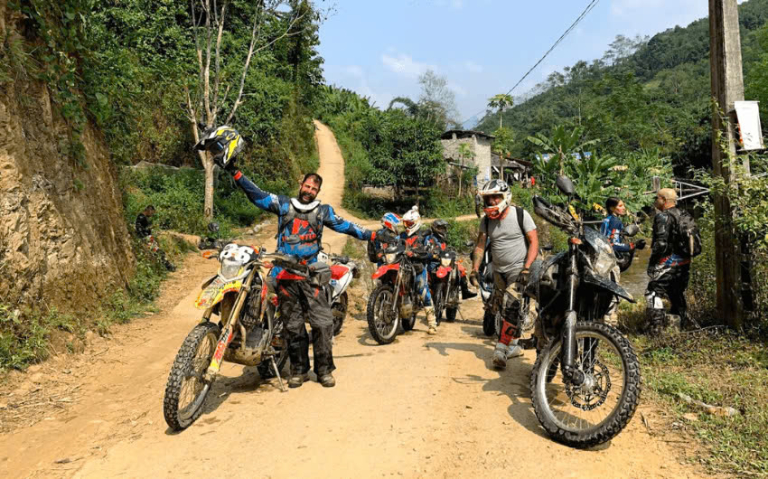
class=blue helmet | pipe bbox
[381,212,404,235]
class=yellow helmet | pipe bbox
[194,125,244,169]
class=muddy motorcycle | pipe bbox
[429,248,467,324]
[519,175,641,448]
[317,251,359,336]
[366,243,429,344]
[163,244,303,431]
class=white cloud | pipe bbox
[381,53,435,78]
[464,61,483,73]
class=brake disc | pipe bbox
[564,359,612,411]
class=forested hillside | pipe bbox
[477,0,768,175]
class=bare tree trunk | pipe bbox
[204,159,216,220]
[458,163,463,198]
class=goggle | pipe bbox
[403,220,415,227]
[208,140,225,154]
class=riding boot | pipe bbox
[460,276,477,299]
[288,332,310,376]
[645,308,667,337]
[425,306,437,335]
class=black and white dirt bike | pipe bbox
[163,244,302,431]
[521,175,641,448]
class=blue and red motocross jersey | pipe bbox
[235,173,372,262]
[600,215,632,253]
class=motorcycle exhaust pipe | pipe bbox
[561,310,584,385]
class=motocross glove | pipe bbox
[516,268,530,285]
[635,239,647,250]
[469,270,480,287]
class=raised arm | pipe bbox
[323,205,374,241]
[233,172,284,215]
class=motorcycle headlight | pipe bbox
[440,257,452,267]
[385,252,399,264]
[220,258,242,279]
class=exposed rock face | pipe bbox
[0,5,134,312]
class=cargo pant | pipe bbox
[277,280,335,376]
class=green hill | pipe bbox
[476,0,768,175]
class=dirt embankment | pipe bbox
[0,6,134,313]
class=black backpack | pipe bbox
[668,209,702,258]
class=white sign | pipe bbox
[734,101,765,151]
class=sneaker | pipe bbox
[427,326,437,335]
[288,373,309,389]
[319,374,336,388]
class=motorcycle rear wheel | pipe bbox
[366,284,400,344]
[332,292,348,336]
[530,321,641,448]
[163,321,220,431]
[446,307,457,322]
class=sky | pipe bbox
[317,0,724,128]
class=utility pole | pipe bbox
[709,0,746,328]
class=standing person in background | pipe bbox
[645,188,698,335]
[600,197,635,326]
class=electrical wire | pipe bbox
[461,0,601,128]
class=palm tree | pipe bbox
[487,93,514,129]
[527,125,600,176]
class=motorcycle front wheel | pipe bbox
[434,284,446,325]
[366,284,400,344]
[163,321,220,431]
[530,321,640,448]
[332,291,348,336]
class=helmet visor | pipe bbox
[403,219,415,228]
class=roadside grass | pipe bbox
[623,318,768,476]
[0,235,195,371]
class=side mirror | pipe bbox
[624,224,640,237]
[464,241,475,248]
[556,175,576,196]
[542,244,554,252]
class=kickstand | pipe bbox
[457,307,466,322]
[271,356,287,392]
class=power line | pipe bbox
[461,0,601,128]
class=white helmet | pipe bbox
[479,179,512,220]
[402,206,422,236]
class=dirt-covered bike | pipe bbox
[521,176,641,448]
[163,244,303,431]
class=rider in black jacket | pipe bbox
[646,188,692,335]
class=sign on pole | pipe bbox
[734,101,765,151]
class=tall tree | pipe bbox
[417,69,459,131]
[487,93,514,129]
[184,0,319,220]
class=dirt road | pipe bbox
[0,122,702,478]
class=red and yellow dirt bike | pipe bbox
[429,248,468,324]
[163,243,306,431]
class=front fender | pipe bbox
[195,277,243,310]
[582,270,635,302]
[436,266,452,279]
[372,263,400,280]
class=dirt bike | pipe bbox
[163,243,303,431]
[366,243,429,344]
[317,251,358,336]
[429,248,468,324]
[520,175,641,448]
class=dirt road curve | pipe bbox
[0,122,702,478]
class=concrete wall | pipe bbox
[440,133,493,188]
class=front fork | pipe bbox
[561,242,584,385]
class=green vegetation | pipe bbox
[477,0,768,176]
[630,330,768,475]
